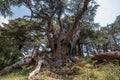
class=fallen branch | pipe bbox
[0,46,43,75]
[0,58,32,75]
[91,51,120,65]
[28,59,44,80]
[92,51,120,61]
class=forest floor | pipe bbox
[0,58,120,80]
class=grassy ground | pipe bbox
[0,70,28,80]
[1,59,120,80]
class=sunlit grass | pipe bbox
[73,61,120,80]
[0,61,120,80]
[0,70,28,80]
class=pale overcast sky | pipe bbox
[95,0,120,26]
[0,0,120,27]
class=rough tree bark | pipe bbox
[45,0,90,67]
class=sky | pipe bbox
[0,16,9,27]
[10,5,30,19]
[0,0,120,27]
[94,0,120,26]
[0,5,30,27]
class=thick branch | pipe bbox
[33,15,50,20]
[73,0,90,29]
[65,0,90,42]
[70,28,81,53]
[23,0,33,19]
[46,21,55,51]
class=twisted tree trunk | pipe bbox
[45,0,90,67]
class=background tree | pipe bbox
[0,18,43,70]
[107,15,120,51]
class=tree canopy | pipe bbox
[0,0,120,79]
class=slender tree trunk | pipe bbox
[79,44,84,57]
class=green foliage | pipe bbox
[0,18,40,70]
[106,15,120,51]
[92,27,108,46]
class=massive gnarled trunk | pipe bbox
[46,0,90,66]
